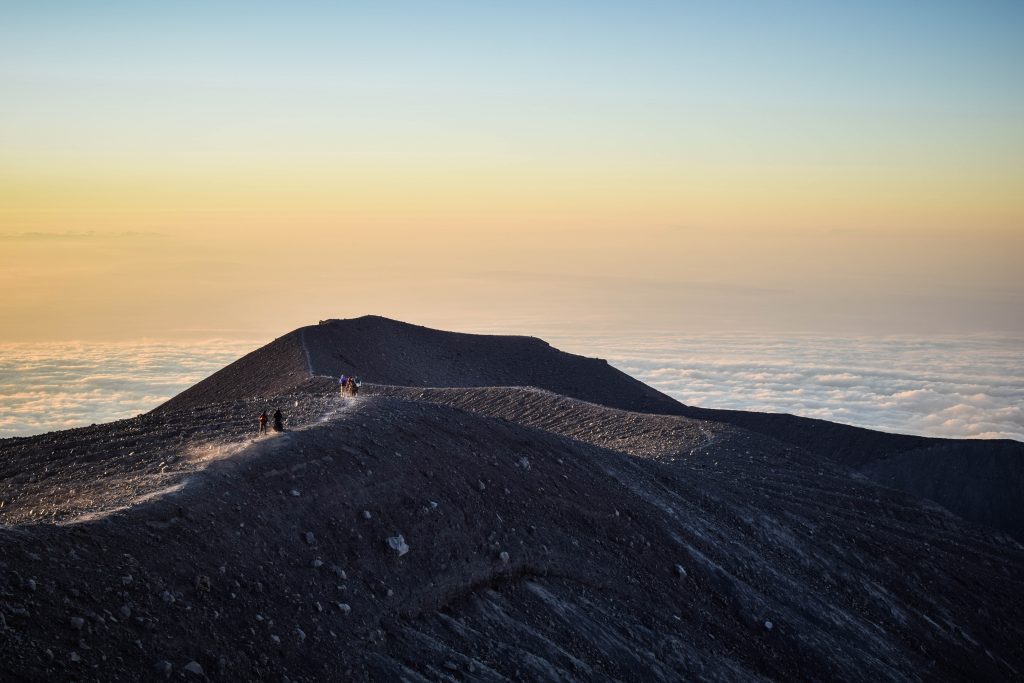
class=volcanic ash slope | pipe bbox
[0,318,1022,682]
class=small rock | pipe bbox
[337,603,351,615]
[675,564,687,578]
[310,559,323,569]
[195,575,212,592]
[444,660,459,671]
[477,480,486,492]
[119,605,132,618]
[361,510,372,520]
[764,620,774,631]
[290,489,301,497]
[518,457,531,471]
[25,579,36,592]
[121,574,133,586]
[304,531,316,546]
[499,551,510,564]
[270,634,281,645]
[294,627,306,643]
[386,535,409,556]
[69,651,81,663]
[160,591,175,604]
[182,660,204,676]
[70,617,85,630]
[331,566,347,580]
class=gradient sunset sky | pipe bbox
[2,1,1022,340]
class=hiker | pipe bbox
[339,374,348,395]
[258,411,268,434]
[272,408,284,432]
[346,377,358,396]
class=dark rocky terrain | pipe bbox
[161,317,1024,541]
[672,406,1024,541]
[1,316,1022,681]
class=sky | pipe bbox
[1,1,1022,340]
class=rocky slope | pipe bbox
[160,316,1024,542]
[1,318,1023,682]
[674,403,1024,542]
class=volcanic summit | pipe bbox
[1,316,1022,681]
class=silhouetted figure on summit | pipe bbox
[272,408,284,432]
[258,411,268,434]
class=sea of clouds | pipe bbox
[550,333,1024,442]
[0,341,255,439]
[1,335,1021,442]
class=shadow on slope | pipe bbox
[676,405,1024,541]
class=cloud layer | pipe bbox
[0,341,255,438]
[551,333,1024,442]
[2,335,1021,442]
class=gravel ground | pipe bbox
[1,321,1022,681]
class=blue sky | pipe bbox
[1,1,1022,340]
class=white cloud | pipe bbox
[815,373,861,386]
[2,334,1022,443]
[0,340,254,438]
[552,332,1024,442]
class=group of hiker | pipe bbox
[257,408,284,434]
[256,372,363,434]
[338,374,362,396]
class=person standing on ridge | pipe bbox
[339,374,348,396]
[258,411,268,435]
[272,408,284,432]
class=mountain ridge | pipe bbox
[2,316,1022,681]
[156,315,1024,541]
